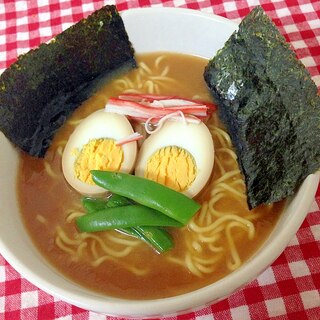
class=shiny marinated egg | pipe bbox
[135,120,214,198]
[62,109,137,195]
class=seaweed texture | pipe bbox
[0,5,136,157]
[204,6,320,208]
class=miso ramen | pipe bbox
[17,53,285,299]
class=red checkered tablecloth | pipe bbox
[0,1,319,319]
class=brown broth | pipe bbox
[17,53,284,299]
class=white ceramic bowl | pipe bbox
[0,7,319,318]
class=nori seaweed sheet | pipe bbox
[0,5,136,157]
[204,6,320,209]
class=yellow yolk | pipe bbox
[145,146,197,192]
[74,138,123,184]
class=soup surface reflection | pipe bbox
[18,53,285,299]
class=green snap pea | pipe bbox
[76,204,182,232]
[82,194,132,213]
[81,196,173,253]
[120,226,173,253]
[91,170,201,225]
[118,227,142,238]
[133,226,173,253]
[82,197,108,213]
[107,194,132,208]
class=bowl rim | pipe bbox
[121,6,239,26]
[0,6,319,318]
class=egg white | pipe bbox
[135,120,214,198]
[62,109,137,195]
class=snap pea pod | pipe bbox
[82,194,132,213]
[118,227,141,237]
[107,194,132,208]
[120,226,173,253]
[91,171,201,225]
[133,226,173,253]
[76,204,182,232]
[82,196,173,252]
[82,197,108,213]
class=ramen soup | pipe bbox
[17,53,285,299]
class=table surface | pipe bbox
[0,1,319,319]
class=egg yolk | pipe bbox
[74,138,123,185]
[145,146,197,192]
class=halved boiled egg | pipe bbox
[62,109,137,195]
[135,120,214,198]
